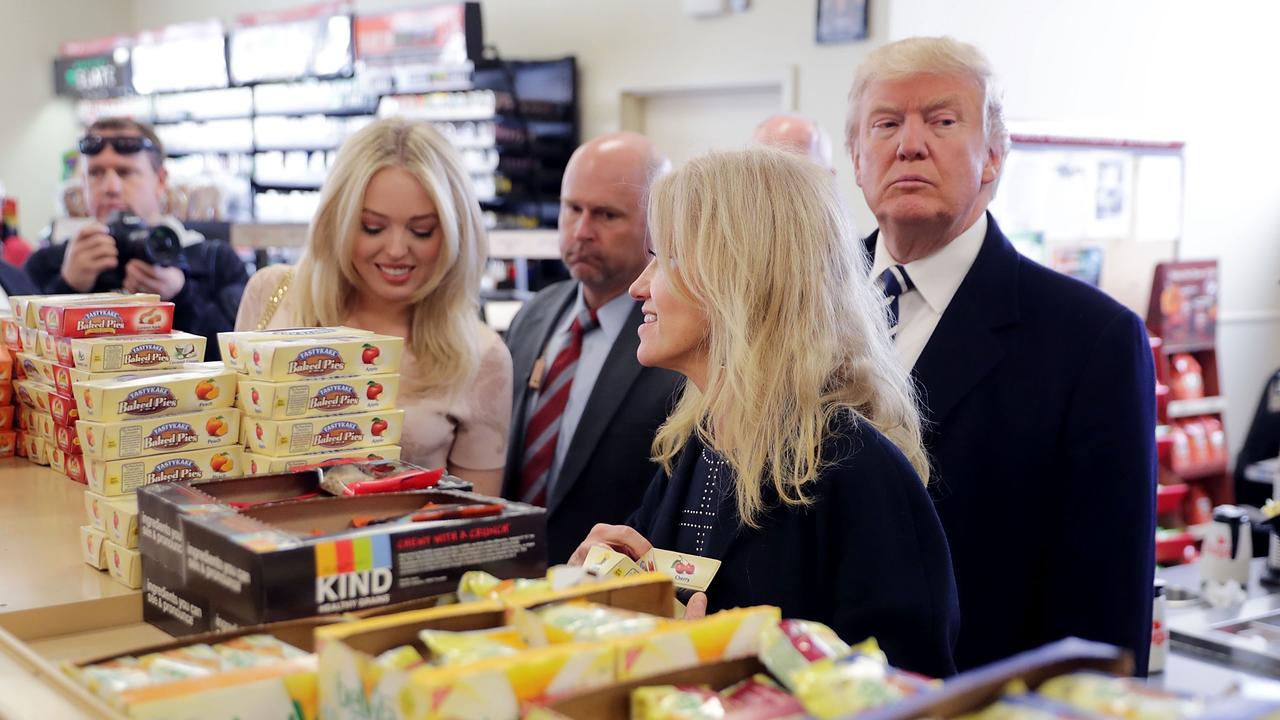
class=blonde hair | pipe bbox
[845,36,1010,163]
[649,148,929,528]
[294,118,487,391]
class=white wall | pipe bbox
[0,0,134,242]
[887,0,1280,467]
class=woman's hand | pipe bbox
[568,523,654,565]
[684,592,708,619]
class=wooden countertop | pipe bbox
[0,459,137,615]
[0,459,163,719]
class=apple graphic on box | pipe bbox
[366,382,384,400]
[361,344,380,364]
[371,418,388,437]
[251,388,260,405]
[255,424,264,441]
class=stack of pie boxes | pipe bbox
[217,327,406,475]
[1,293,244,589]
[0,321,15,458]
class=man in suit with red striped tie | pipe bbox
[502,132,683,563]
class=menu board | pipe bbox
[131,20,229,94]
[54,34,134,100]
[354,3,482,64]
[229,1,354,84]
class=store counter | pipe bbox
[0,459,163,719]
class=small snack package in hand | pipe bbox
[1037,672,1205,718]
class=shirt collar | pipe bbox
[872,213,987,315]
[570,286,633,342]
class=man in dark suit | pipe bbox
[503,132,682,564]
[848,38,1157,673]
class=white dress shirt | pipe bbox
[531,287,634,498]
[871,214,987,370]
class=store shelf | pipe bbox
[230,222,308,249]
[1157,483,1190,515]
[1156,529,1197,565]
[1172,459,1230,481]
[253,144,341,153]
[1167,396,1229,419]
[251,179,323,192]
[488,229,559,259]
[252,107,378,118]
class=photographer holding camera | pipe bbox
[24,118,248,358]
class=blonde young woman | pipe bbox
[571,148,959,677]
[236,119,512,495]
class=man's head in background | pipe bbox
[80,117,168,225]
[752,113,835,172]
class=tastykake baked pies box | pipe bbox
[76,363,235,422]
[242,410,404,457]
[218,326,374,373]
[238,374,400,420]
[77,407,240,461]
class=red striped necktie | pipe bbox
[519,307,599,506]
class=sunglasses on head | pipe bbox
[78,134,157,156]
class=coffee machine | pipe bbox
[1243,458,1280,587]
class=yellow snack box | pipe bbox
[245,446,403,476]
[238,374,401,420]
[105,540,143,589]
[20,326,41,357]
[87,446,244,496]
[14,378,54,412]
[614,606,781,681]
[33,410,55,440]
[76,363,236,423]
[11,292,140,329]
[15,352,55,385]
[81,525,108,570]
[240,333,404,381]
[218,326,374,373]
[58,330,207,372]
[242,410,405,457]
[50,446,67,475]
[24,433,49,465]
[104,495,140,548]
[77,407,241,461]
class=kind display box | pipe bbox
[136,474,506,633]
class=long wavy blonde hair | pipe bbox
[294,118,487,391]
[649,148,929,528]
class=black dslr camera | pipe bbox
[105,211,184,267]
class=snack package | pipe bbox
[14,378,54,412]
[791,640,934,719]
[41,299,174,338]
[719,674,806,719]
[238,374,400,420]
[77,407,241,461]
[956,693,1100,720]
[376,645,427,671]
[105,540,142,588]
[317,460,444,496]
[57,331,207,372]
[15,352,54,385]
[239,333,404,381]
[242,410,404,457]
[104,495,140,548]
[616,606,781,680]
[1037,672,1205,718]
[456,570,553,603]
[2,316,23,351]
[81,524,108,569]
[245,445,403,475]
[632,685,723,720]
[0,430,15,458]
[87,445,244,496]
[419,627,527,666]
[757,619,853,691]
[12,292,146,329]
[217,326,374,372]
[518,601,662,646]
[76,363,235,422]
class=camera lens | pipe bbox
[144,225,183,267]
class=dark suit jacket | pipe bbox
[1233,369,1280,510]
[0,260,36,296]
[866,214,1157,673]
[628,413,960,679]
[502,280,683,564]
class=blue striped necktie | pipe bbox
[878,264,916,338]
